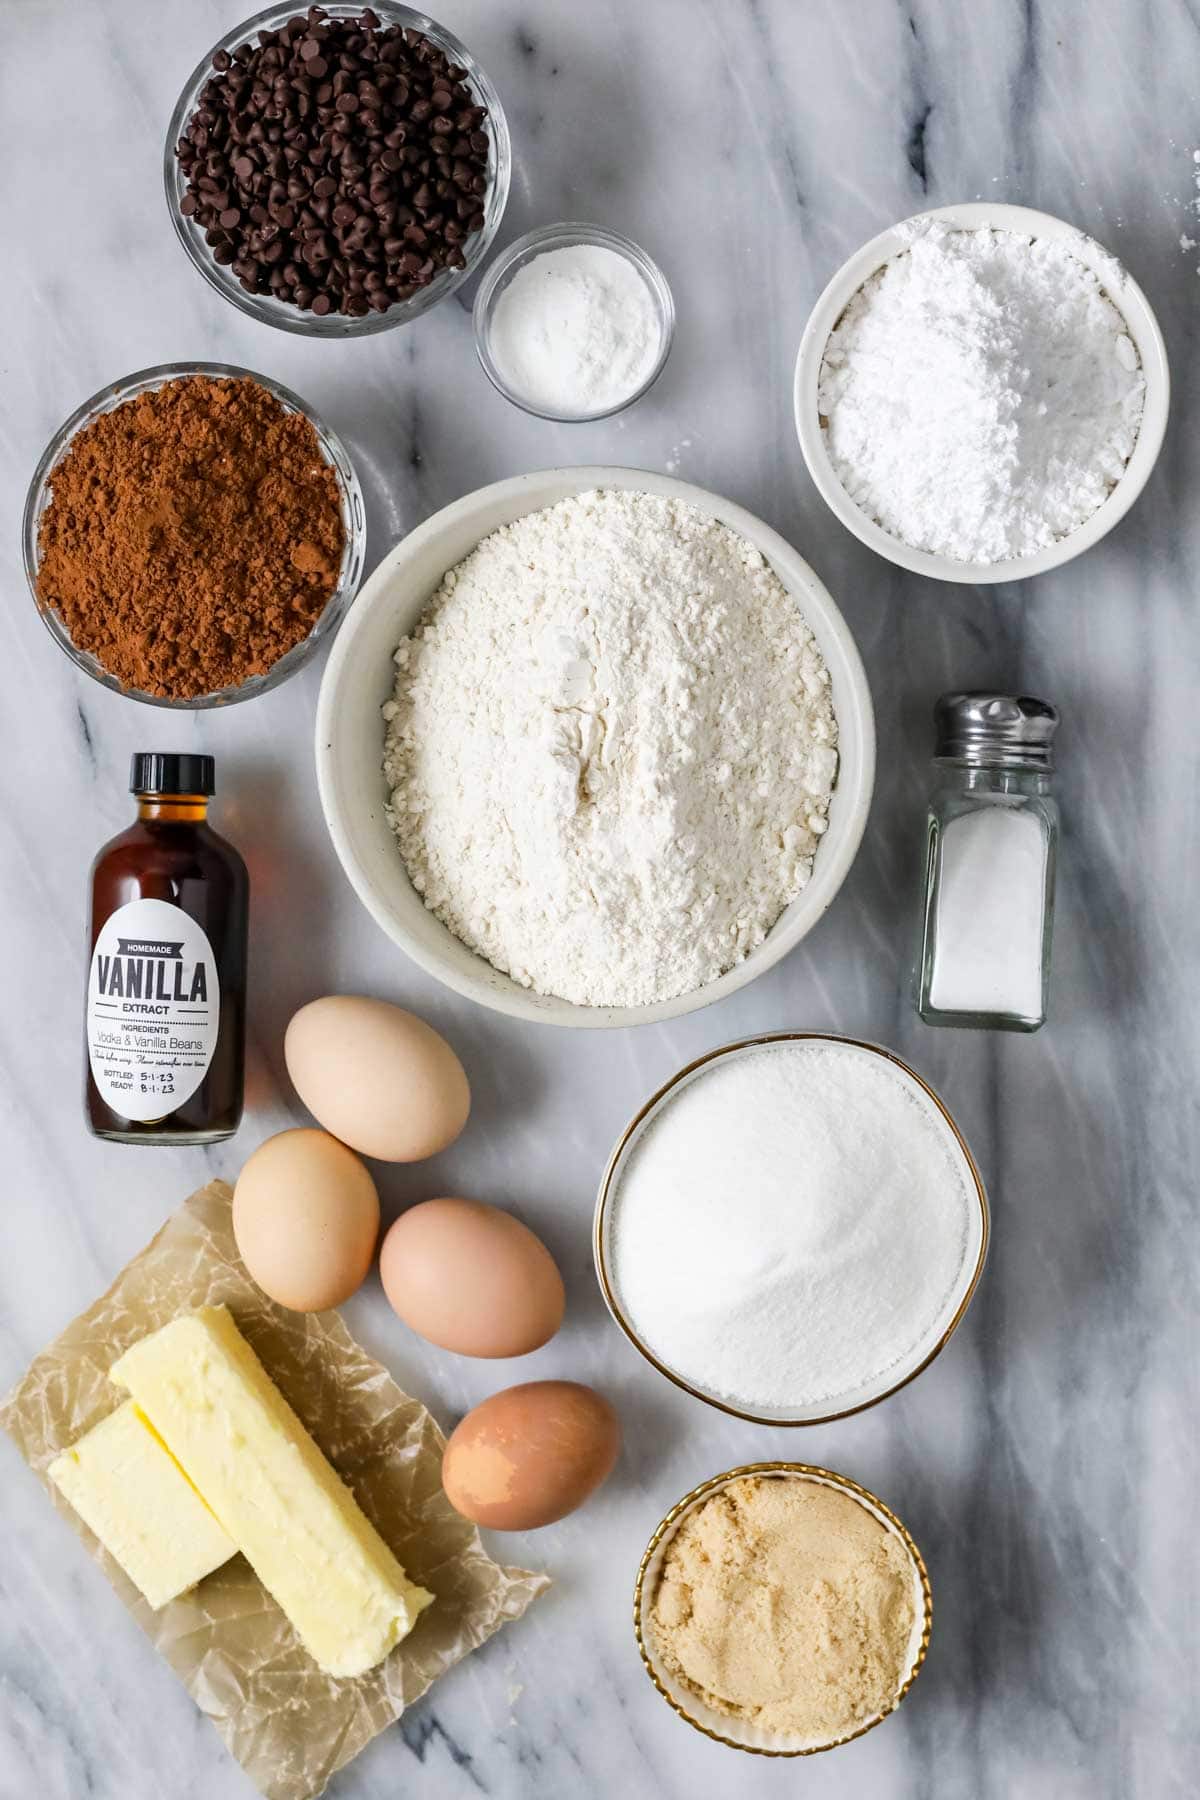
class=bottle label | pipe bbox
[86,899,220,1123]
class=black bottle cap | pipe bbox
[130,753,216,797]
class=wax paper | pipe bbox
[0,1179,548,1799]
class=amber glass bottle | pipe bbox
[85,753,248,1145]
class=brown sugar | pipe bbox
[36,375,345,698]
[649,1475,918,1743]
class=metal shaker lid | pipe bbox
[933,693,1059,770]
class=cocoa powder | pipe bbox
[36,375,345,699]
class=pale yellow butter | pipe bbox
[109,1305,433,1678]
[48,1401,236,1610]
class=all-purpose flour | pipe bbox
[382,490,838,1007]
[818,222,1145,564]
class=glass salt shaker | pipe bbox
[916,693,1059,1032]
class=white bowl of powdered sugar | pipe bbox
[795,202,1169,582]
[315,468,874,1026]
[596,1033,988,1425]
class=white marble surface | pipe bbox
[2,1,1198,1795]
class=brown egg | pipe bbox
[233,1128,380,1311]
[442,1381,620,1529]
[284,996,470,1162]
[380,1198,565,1358]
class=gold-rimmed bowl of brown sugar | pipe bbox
[634,1462,933,1757]
[594,1031,989,1426]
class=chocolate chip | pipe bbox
[176,6,491,318]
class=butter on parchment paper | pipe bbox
[49,1400,235,1609]
[110,1304,433,1679]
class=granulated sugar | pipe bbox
[818,222,1145,564]
[609,1040,976,1411]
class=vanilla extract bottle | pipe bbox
[85,754,248,1144]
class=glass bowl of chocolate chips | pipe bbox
[164,3,511,336]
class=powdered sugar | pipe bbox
[818,222,1145,564]
[382,490,837,1008]
[609,1040,977,1412]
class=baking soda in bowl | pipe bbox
[606,1038,983,1418]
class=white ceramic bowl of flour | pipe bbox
[595,1033,988,1423]
[794,202,1169,583]
[315,469,875,1028]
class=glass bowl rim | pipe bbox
[23,359,366,710]
[472,220,676,421]
[162,0,511,338]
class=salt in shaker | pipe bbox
[916,693,1059,1032]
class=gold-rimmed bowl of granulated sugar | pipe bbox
[634,1462,933,1756]
[594,1032,989,1425]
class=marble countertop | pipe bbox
[3,1,1198,1795]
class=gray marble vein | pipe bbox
[2,0,1198,1795]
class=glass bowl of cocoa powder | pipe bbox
[23,362,366,708]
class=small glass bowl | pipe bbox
[23,362,366,710]
[163,2,511,338]
[473,222,675,420]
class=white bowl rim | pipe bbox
[794,201,1171,584]
[314,466,876,1027]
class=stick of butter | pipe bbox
[109,1305,434,1678]
[48,1401,236,1610]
